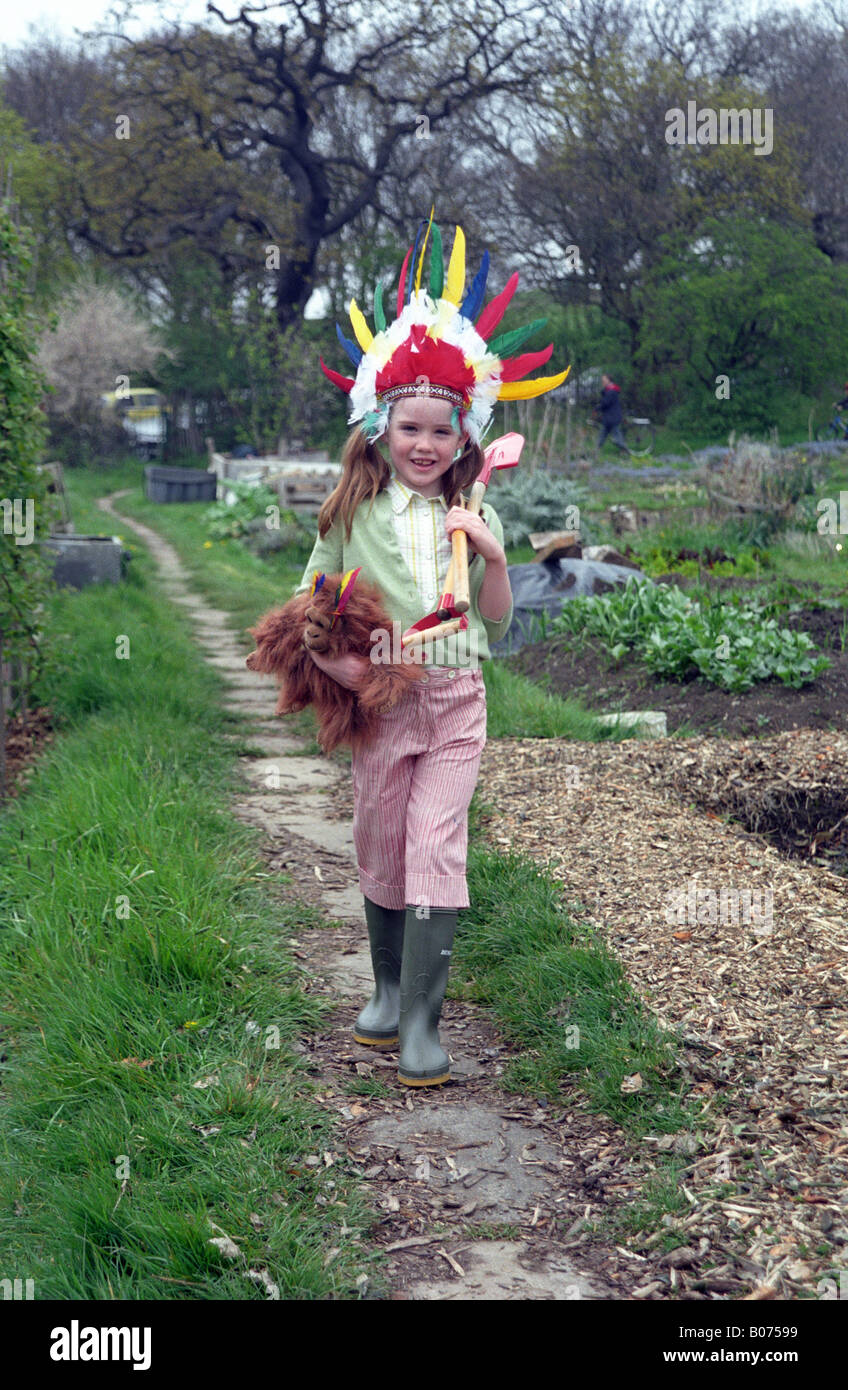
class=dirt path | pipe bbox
[99,491,647,1301]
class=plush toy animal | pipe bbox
[245,568,425,753]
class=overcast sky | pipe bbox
[2,1,215,49]
[0,0,833,50]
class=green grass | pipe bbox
[0,517,375,1299]
[66,460,316,644]
[457,833,696,1138]
[598,1159,693,1250]
[481,659,639,741]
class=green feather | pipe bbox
[373,278,387,332]
[429,223,444,299]
[488,317,548,357]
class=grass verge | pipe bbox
[482,659,640,741]
[458,832,694,1137]
[0,526,375,1299]
[458,798,704,1240]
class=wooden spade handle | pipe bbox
[451,526,470,613]
[401,616,465,647]
[451,480,489,614]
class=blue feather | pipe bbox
[336,322,363,366]
[460,250,490,322]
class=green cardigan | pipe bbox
[294,488,513,665]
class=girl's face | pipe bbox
[385,395,466,498]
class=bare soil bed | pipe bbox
[508,601,848,742]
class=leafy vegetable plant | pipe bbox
[549,577,830,692]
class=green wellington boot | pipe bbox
[397,907,457,1087]
[353,898,406,1047]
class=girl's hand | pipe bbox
[444,507,506,566]
[305,647,370,692]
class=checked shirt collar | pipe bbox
[387,473,450,514]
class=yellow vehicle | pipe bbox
[100,388,170,459]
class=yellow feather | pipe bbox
[444,225,466,305]
[348,299,373,352]
[415,206,436,294]
[497,366,570,400]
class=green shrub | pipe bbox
[487,471,590,548]
[202,480,307,543]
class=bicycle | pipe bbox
[816,406,848,443]
[591,410,656,458]
[624,416,656,457]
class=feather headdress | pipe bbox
[320,209,570,444]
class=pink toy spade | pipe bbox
[438,432,524,617]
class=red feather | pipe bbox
[498,343,554,382]
[319,357,355,392]
[475,272,520,341]
[406,610,468,633]
[396,244,414,318]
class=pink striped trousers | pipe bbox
[350,666,487,910]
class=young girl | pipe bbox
[294,214,568,1086]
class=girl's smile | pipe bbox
[385,395,465,497]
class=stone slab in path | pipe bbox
[231,792,357,860]
[319,885,367,925]
[225,693,279,713]
[407,1240,606,1300]
[240,756,337,792]
[211,670,278,690]
[359,1102,562,1223]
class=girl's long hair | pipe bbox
[316,421,485,540]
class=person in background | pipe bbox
[595,373,631,455]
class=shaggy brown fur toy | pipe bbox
[245,573,425,753]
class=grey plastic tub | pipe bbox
[145,465,217,502]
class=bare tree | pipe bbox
[57,0,552,331]
[1,28,114,146]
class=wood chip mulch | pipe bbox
[474,727,848,1299]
